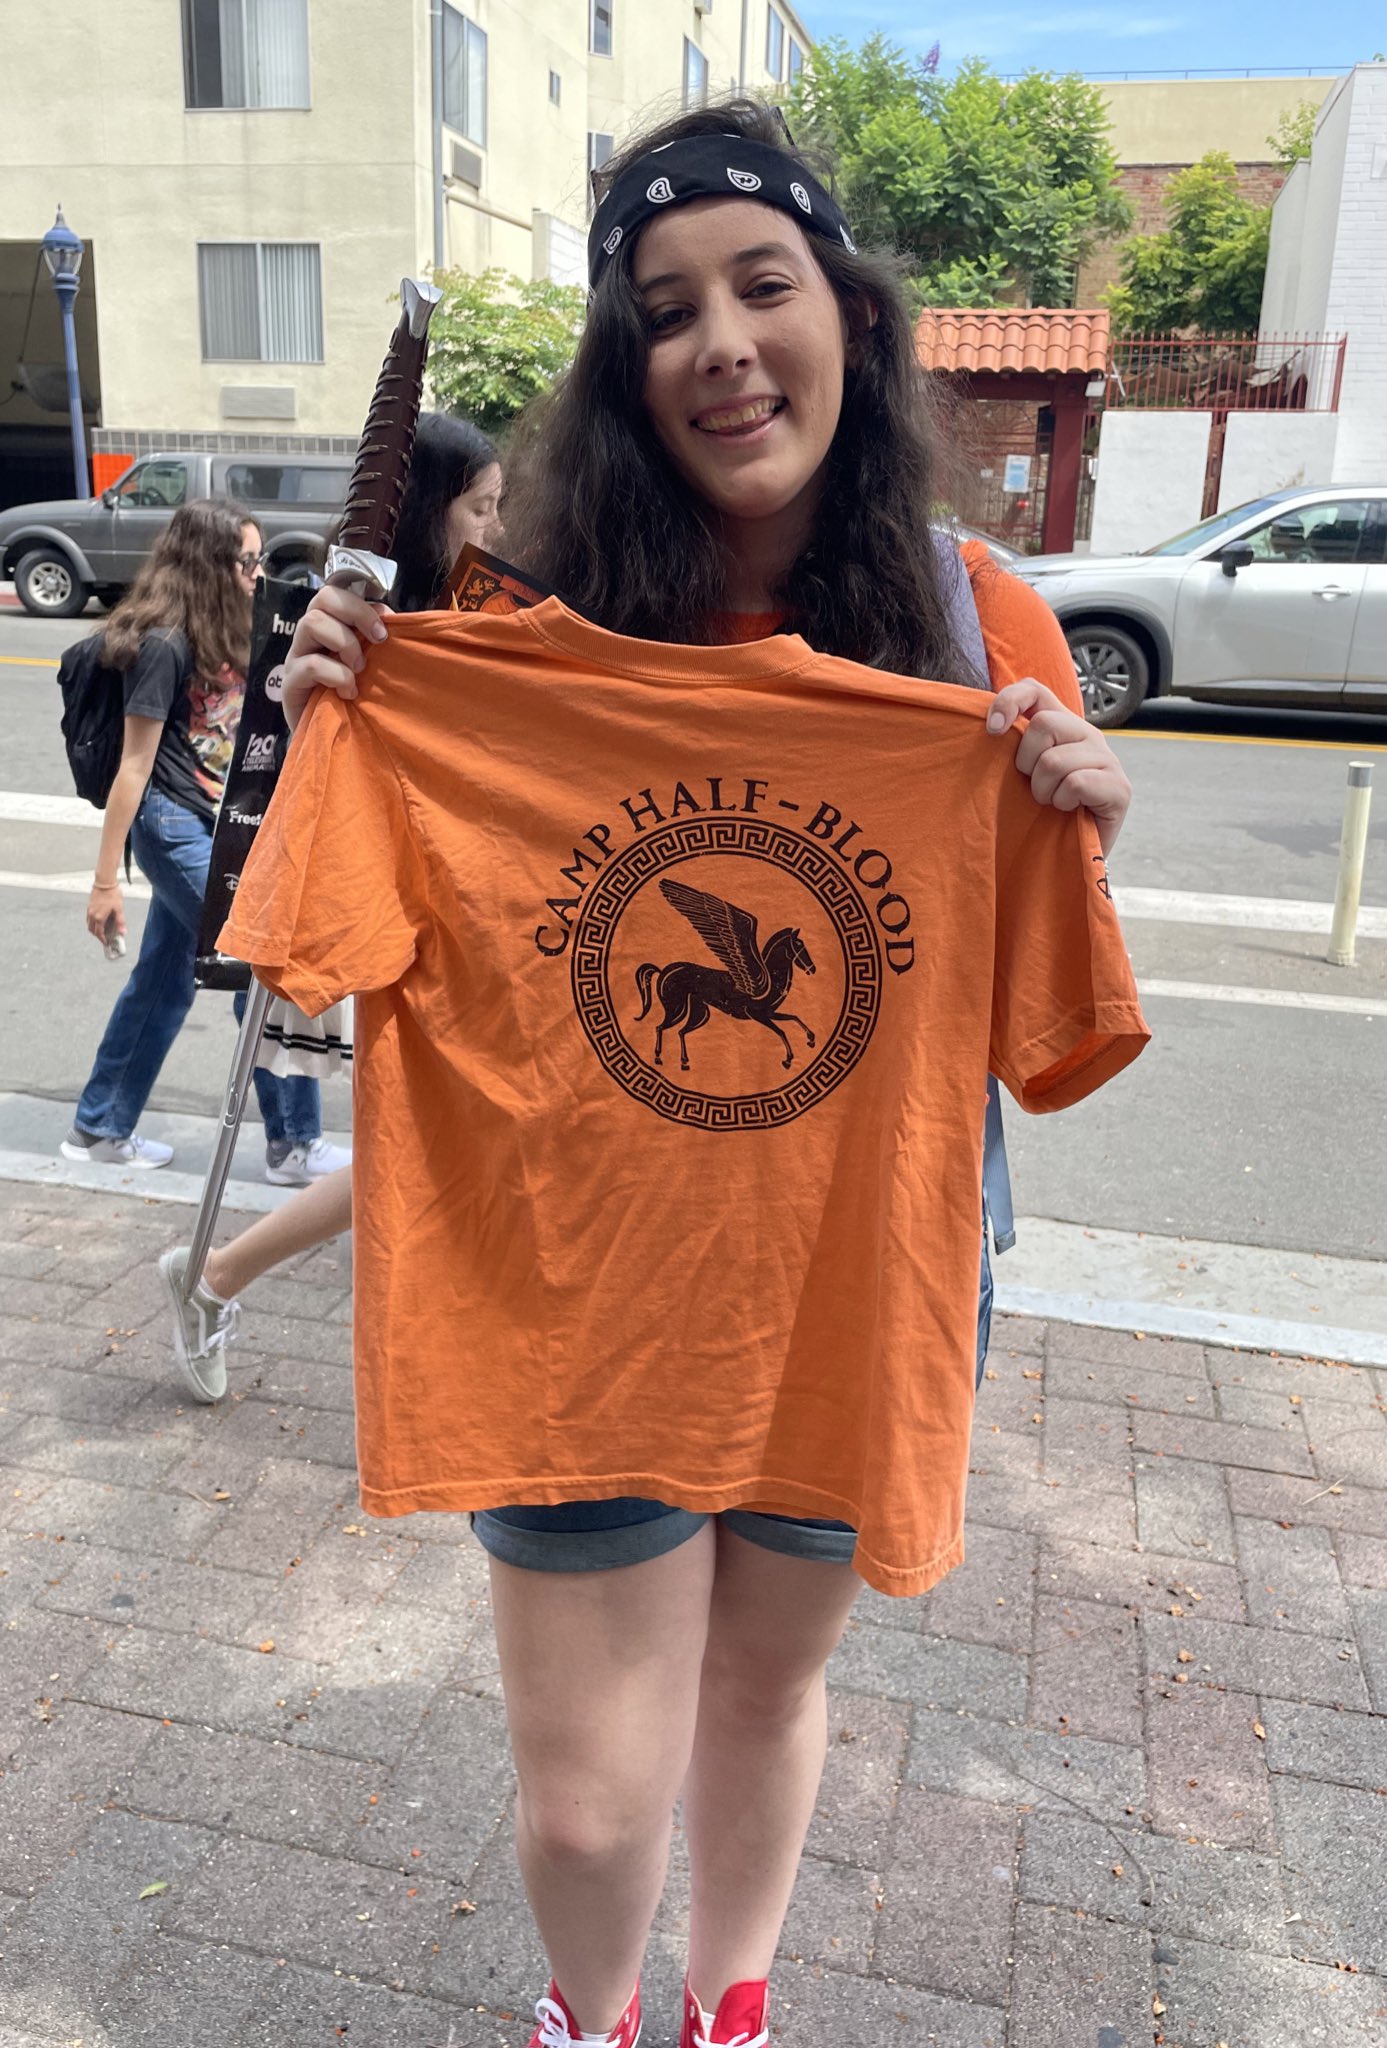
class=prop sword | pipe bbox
[180,277,443,1303]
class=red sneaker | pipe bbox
[680,1977,770,2048]
[529,1978,642,2048]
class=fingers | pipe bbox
[282,592,391,733]
[985,677,1062,733]
[1024,741,1112,810]
[1014,710,1093,777]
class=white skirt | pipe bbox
[259,997,353,1079]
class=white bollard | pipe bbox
[1327,761,1375,968]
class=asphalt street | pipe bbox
[2,601,1385,1345]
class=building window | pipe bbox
[183,0,310,109]
[683,38,709,108]
[788,38,803,84]
[590,0,613,56]
[442,4,487,147]
[588,131,614,175]
[549,69,562,106]
[766,6,785,80]
[199,242,323,362]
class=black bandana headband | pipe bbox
[587,134,857,291]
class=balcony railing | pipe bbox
[1103,332,1346,414]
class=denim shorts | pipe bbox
[472,1232,995,1575]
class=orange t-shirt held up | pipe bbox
[221,594,1149,1596]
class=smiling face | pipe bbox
[635,198,849,554]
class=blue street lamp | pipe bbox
[41,206,90,498]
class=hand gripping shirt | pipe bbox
[220,592,1149,1597]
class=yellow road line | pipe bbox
[1116,729,1387,754]
[0,654,59,669]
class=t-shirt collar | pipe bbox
[517,596,817,684]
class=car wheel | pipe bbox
[14,547,91,619]
[1066,622,1150,729]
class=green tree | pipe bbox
[1106,152,1270,335]
[427,268,587,435]
[1268,98,1317,168]
[790,38,1131,306]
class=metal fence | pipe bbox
[1104,333,1347,414]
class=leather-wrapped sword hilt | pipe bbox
[327,276,443,600]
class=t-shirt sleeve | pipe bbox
[121,633,185,722]
[990,777,1149,1114]
[217,692,422,1015]
[961,542,1084,717]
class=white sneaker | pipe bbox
[61,1126,173,1169]
[157,1246,240,1403]
[264,1136,352,1187]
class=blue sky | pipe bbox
[803,1,1381,82]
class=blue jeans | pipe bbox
[75,788,321,1147]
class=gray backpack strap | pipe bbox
[933,533,989,682]
[935,536,1016,1255]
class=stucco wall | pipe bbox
[1258,157,1310,334]
[1089,411,1212,554]
[1217,413,1339,509]
[1099,76,1334,168]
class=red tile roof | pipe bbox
[916,308,1110,378]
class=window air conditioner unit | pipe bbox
[450,142,483,188]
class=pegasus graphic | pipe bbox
[634,878,817,1073]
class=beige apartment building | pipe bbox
[0,0,811,504]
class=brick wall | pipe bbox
[1077,161,1289,307]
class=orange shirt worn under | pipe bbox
[221,563,1149,1597]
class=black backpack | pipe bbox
[57,628,189,808]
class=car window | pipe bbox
[1243,500,1379,566]
[115,460,188,508]
[288,465,352,505]
[224,463,291,503]
[1144,495,1288,556]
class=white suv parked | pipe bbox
[1016,485,1387,728]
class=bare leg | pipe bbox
[683,1527,862,2007]
[203,1165,352,1299]
[489,1526,716,2035]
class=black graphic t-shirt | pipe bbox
[122,628,245,823]
[222,595,1149,1598]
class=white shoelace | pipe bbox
[192,1292,240,1360]
[531,1994,641,2048]
[533,1997,599,2047]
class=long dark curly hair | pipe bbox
[98,497,256,677]
[502,97,975,682]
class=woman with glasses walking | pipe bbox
[62,497,346,1179]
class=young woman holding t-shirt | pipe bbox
[273,103,1134,2048]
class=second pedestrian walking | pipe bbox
[61,497,349,1179]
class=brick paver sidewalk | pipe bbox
[1,1181,1385,2047]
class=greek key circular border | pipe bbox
[570,816,882,1129]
